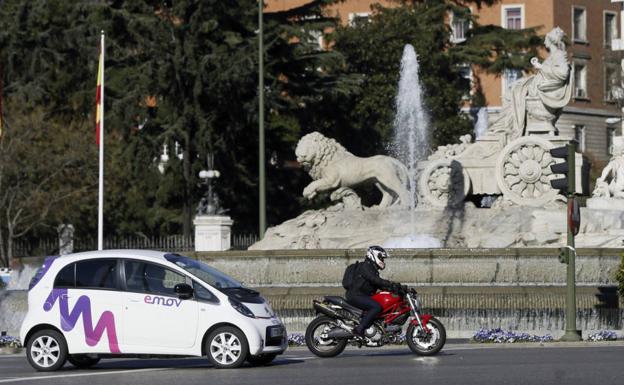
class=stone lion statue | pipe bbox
[295,132,411,208]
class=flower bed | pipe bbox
[473,328,554,343]
[288,333,305,346]
[0,336,22,349]
[586,331,618,342]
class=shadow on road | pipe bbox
[64,356,305,371]
[341,350,454,358]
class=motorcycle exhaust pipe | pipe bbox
[313,300,341,319]
[325,327,353,339]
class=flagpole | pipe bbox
[98,31,105,251]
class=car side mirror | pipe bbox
[174,283,194,300]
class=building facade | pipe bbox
[266,0,623,161]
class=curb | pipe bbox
[285,340,624,351]
[0,347,23,355]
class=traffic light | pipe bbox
[549,143,574,196]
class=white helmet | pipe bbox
[366,245,388,270]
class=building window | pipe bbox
[605,64,619,102]
[573,7,587,42]
[575,125,586,153]
[348,12,370,27]
[451,10,470,43]
[605,11,618,47]
[458,64,473,99]
[607,126,616,155]
[502,6,523,30]
[573,61,588,99]
[503,69,522,97]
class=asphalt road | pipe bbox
[1,342,623,385]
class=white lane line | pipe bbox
[0,368,171,384]
[280,355,315,359]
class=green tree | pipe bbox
[0,99,95,266]
[141,0,358,233]
[332,0,541,151]
[0,0,357,239]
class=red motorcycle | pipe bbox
[305,288,446,357]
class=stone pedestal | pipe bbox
[193,215,234,251]
[586,197,624,210]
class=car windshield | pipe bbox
[164,254,241,289]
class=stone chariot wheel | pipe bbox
[495,136,559,206]
[418,159,471,207]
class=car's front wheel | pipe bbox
[26,329,68,371]
[206,326,249,369]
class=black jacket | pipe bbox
[345,259,395,298]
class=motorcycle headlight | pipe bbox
[229,297,255,318]
[412,296,421,311]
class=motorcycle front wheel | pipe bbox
[406,316,446,356]
[305,316,348,358]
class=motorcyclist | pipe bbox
[345,245,406,337]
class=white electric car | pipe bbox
[20,250,287,371]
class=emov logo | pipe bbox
[43,288,121,353]
[144,295,182,307]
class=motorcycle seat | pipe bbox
[324,296,363,315]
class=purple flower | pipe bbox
[0,336,22,349]
[473,328,553,343]
[587,331,618,342]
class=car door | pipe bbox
[120,259,198,351]
[49,258,123,354]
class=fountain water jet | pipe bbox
[388,44,433,248]
[392,44,430,208]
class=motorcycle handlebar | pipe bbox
[392,284,417,296]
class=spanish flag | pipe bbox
[95,42,103,145]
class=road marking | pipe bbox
[280,355,316,360]
[0,368,172,384]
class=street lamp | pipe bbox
[258,0,266,238]
[197,154,223,216]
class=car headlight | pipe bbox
[229,297,255,318]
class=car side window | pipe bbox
[124,261,185,296]
[54,263,75,288]
[193,281,218,303]
[75,259,118,289]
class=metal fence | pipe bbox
[11,233,259,257]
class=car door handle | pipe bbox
[129,299,141,303]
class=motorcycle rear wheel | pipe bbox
[406,317,446,356]
[305,316,348,358]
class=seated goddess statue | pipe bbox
[592,137,624,199]
[489,27,572,141]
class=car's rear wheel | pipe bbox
[68,354,101,369]
[206,326,249,369]
[26,330,68,371]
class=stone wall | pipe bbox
[188,248,623,336]
[189,248,621,287]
